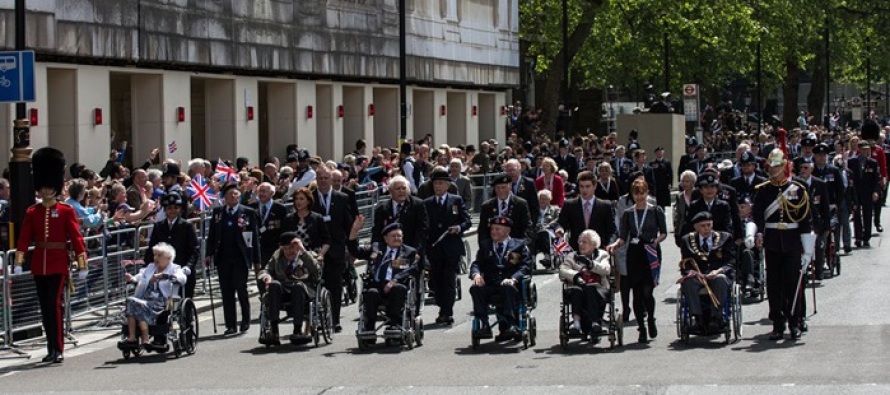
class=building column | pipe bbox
[162,71,192,161]
[234,77,260,165]
[296,80,317,155]
[76,66,111,172]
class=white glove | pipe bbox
[800,232,816,257]
[77,269,89,281]
[744,222,757,250]
[12,265,22,275]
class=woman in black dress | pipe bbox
[606,179,667,343]
[289,188,331,260]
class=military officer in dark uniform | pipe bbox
[348,218,419,333]
[205,183,261,335]
[144,192,200,298]
[753,149,814,340]
[611,146,634,195]
[477,175,534,248]
[650,147,673,207]
[554,139,580,183]
[679,212,736,332]
[730,151,767,202]
[469,216,532,342]
[682,173,734,237]
[678,137,698,182]
[685,144,714,176]
[849,140,882,248]
[424,169,472,324]
[504,159,539,224]
[796,158,830,279]
[813,143,847,256]
[14,147,88,364]
[251,182,289,267]
[792,134,817,174]
[257,232,319,345]
[371,175,428,256]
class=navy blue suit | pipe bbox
[424,193,472,317]
[469,238,531,328]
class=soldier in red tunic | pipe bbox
[13,147,87,364]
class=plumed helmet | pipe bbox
[767,148,786,168]
[32,147,65,194]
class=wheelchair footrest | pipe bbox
[383,328,405,338]
[356,331,378,340]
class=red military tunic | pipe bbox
[17,202,86,275]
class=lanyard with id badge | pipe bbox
[630,206,648,245]
[319,191,332,222]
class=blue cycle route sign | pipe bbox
[0,50,35,103]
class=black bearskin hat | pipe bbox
[32,147,65,194]
[861,120,880,141]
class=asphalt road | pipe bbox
[2,208,890,394]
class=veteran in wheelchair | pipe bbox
[348,216,423,349]
[117,242,198,359]
[257,231,331,346]
[470,215,537,349]
[676,212,743,344]
[558,229,623,348]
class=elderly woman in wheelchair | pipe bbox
[118,242,188,353]
[559,230,611,337]
[257,232,320,346]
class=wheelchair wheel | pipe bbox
[558,318,568,350]
[529,316,537,347]
[455,276,462,301]
[414,317,424,347]
[460,240,471,274]
[319,288,334,345]
[676,290,690,344]
[731,283,744,343]
[178,299,198,355]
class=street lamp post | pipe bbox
[398,0,407,144]
[744,92,752,132]
[9,0,33,242]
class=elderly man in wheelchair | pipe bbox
[348,215,421,348]
[678,212,736,334]
[257,231,320,346]
[118,242,196,357]
[470,216,534,344]
[559,229,611,337]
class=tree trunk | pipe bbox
[782,58,801,129]
[540,2,602,136]
[807,51,826,127]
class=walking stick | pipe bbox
[206,258,217,334]
[679,258,720,308]
[790,254,810,319]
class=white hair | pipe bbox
[187,158,205,170]
[390,175,409,189]
[259,182,276,194]
[152,242,177,262]
[680,170,698,183]
[537,189,552,200]
[579,229,602,249]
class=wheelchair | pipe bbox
[675,277,743,345]
[558,260,624,350]
[738,247,765,301]
[342,262,359,306]
[257,280,333,347]
[117,273,199,359]
[355,275,424,350]
[824,211,841,278]
[470,275,538,350]
[535,228,564,271]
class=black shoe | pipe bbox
[475,326,493,339]
[441,316,454,325]
[844,246,852,254]
[289,333,311,345]
[223,327,237,335]
[877,225,884,233]
[240,322,251,333]
[567,323,582,335]
[768,330,784,341]
[864,241,872,248]
[856,240,863,248]
[790,327,802,339]
[333,324,343,333]
[800,320,808,332]
[52,353,64,364]
[690,315,704,333]
[638,326,648,343]
[647,318,658,339]
[41,351,57,363]
[590,321,603,335]
[495,327,518,342]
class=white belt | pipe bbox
[765,222,799,230]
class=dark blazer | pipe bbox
[848,156,882,202]
[680,231,736,278]
[311,188,354,260]
[685,156,714,175]
[287,211,332,252]
[730,174,767,202]
[678,153,695,181]
[611,157,635,195]
[800,176,831,233]
[594,178,620,202]
[478,195,533,248]
[557,196,617,251]
[371,196,429,256]
[424,193,472,260]
[205,205,261,268]
[650,158,673,206]
[470,238,531,285]
[691,184,743,239]
[347,241,419,286]
[812,164,845,206]
[416,180,458,200]
[144,216,199,270]
[510,176,539,223]
[250,200,290,265]
[554,154,580,183]
[682,198,734,237]
[335,186,359,218]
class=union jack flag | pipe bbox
[168,140,177,153]
[214,158,239,183]
[187,174,216,211]
[552,236,572,256]
[645,243,661,286]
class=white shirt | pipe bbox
[286,167,317,198]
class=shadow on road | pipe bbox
[730,332,805,352]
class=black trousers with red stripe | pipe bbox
[34,274,66,354]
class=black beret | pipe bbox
[691,211,714,224]
[489,215,513,227]
[382,222,402,236]
[221,183,239,194]
[429,169,450,182]
[279,231,299,246]
[798,156,814,165]
[813,143,830,154]
[491,175,512,186]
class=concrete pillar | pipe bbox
[432,89,448,146]
[412,89,434,144]
[342,85,366,156]
[374,87,399,149]
[466,90,479,147]
[131,74,163,166]
[495,91,507,144]
[478,92,496,143]
[446,91,467,147]
[265,81,297,160]
[162,71,192,161]
[295,80,317,155]
[203,78,236,161]
[616,113,686,169]
[331,83,344,161]
[75,66,111,172]
[316,84,334,160]
[234,77,260,165]
[46,68,77,166]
